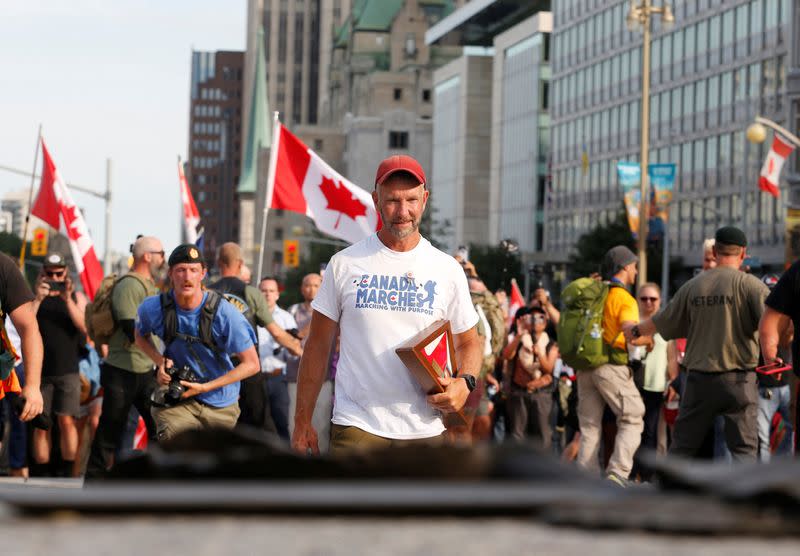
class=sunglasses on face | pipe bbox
[148,250,165,257]
[45,269,65,277]
[639,296,659,302]
[532,315,546,322]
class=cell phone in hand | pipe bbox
[46,280,66,292]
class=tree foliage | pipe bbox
[569,208,683,288]
[467,243,524,293]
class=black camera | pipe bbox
[46,280,66,293]
[530,264,545,290]
[163,365,201,406]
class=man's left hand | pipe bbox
[180,381,208,399]
[426,375,470,413]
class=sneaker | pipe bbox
[606,471,630,488]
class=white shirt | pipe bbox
[257,305,298,375]
[312,233,479,439]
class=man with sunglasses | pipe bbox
[86,236,165,477]
[31,252,88,476]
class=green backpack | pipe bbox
[557,278,613,370]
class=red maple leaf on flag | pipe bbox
[318,175,367,228]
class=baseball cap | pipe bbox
[715,226,747,247]
[43,252,67,268]
[168,244,205,267]
[602,245,638,278]
[374,155,427,188]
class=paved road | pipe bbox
[0,479,797,555]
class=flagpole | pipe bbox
[255,111,281,282]
[19,125,42,271]
[104,158,112,274]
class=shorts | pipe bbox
[41,373,81,417]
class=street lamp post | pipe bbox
[626,0,674,290]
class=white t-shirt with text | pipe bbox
[312,234,479,439]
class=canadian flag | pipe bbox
[178,159,201,244]
[507,278,525,328]
[759,134,795,198]
[31,139,104,299]
[267,123,380,244]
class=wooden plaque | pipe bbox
[395,320,467,428]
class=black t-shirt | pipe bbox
[0,252,34,321]
[764,261,800,381]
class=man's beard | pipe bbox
[149,261,166,283]
[380,209,419,239]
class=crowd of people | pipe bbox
[0,153,796,486]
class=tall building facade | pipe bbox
[187,50,245,262]
[432,52,493,252]
[428,4,551,260]
[549,0,794,269]
[489,14,551,256]
[326,0,460,189]
[244,0,324,129]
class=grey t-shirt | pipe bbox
[652,266,769,372]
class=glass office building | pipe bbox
[548,0,794,268]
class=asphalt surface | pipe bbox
[0,512,798,555]
[0,478,797,556]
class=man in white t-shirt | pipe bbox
[291,155,482,454]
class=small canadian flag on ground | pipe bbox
[758,134,795,198]
[267,123,381,244]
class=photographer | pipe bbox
[134,244,259,441]
[31,252,87,476]
[503,306,556,448]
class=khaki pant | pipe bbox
[577,364,644,478]
[329,424,444,455]
[152,399,240,442]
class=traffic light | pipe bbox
[283,239,300,268]
[31,227,48,256]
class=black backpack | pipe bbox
[159,290,226,368]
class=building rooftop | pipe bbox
[425,0,548,46]
[335,0,456,47]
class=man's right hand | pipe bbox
[34,277,50,302]
[291,419,320,456]
[156,358,174,385]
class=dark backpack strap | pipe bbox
[160,292,177,350]
[199,290,223,352]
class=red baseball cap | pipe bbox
[374,155,427,188]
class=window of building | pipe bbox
[736,4,749,42]
[709,15,721,50]
[422,89,431,102]
[388,131,409,149]
[394,88,402,101]
[721,71,733,105]
[748,62,762,98]
[274,227,283,240]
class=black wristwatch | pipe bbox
[460,374,477,392]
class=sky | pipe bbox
[0,0,246,258]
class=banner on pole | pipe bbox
[648,163,676,240]
[617,162,641,239]
[616,162,677,240]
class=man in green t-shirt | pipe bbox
[86,236,165,476]
[628,227,769,461]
